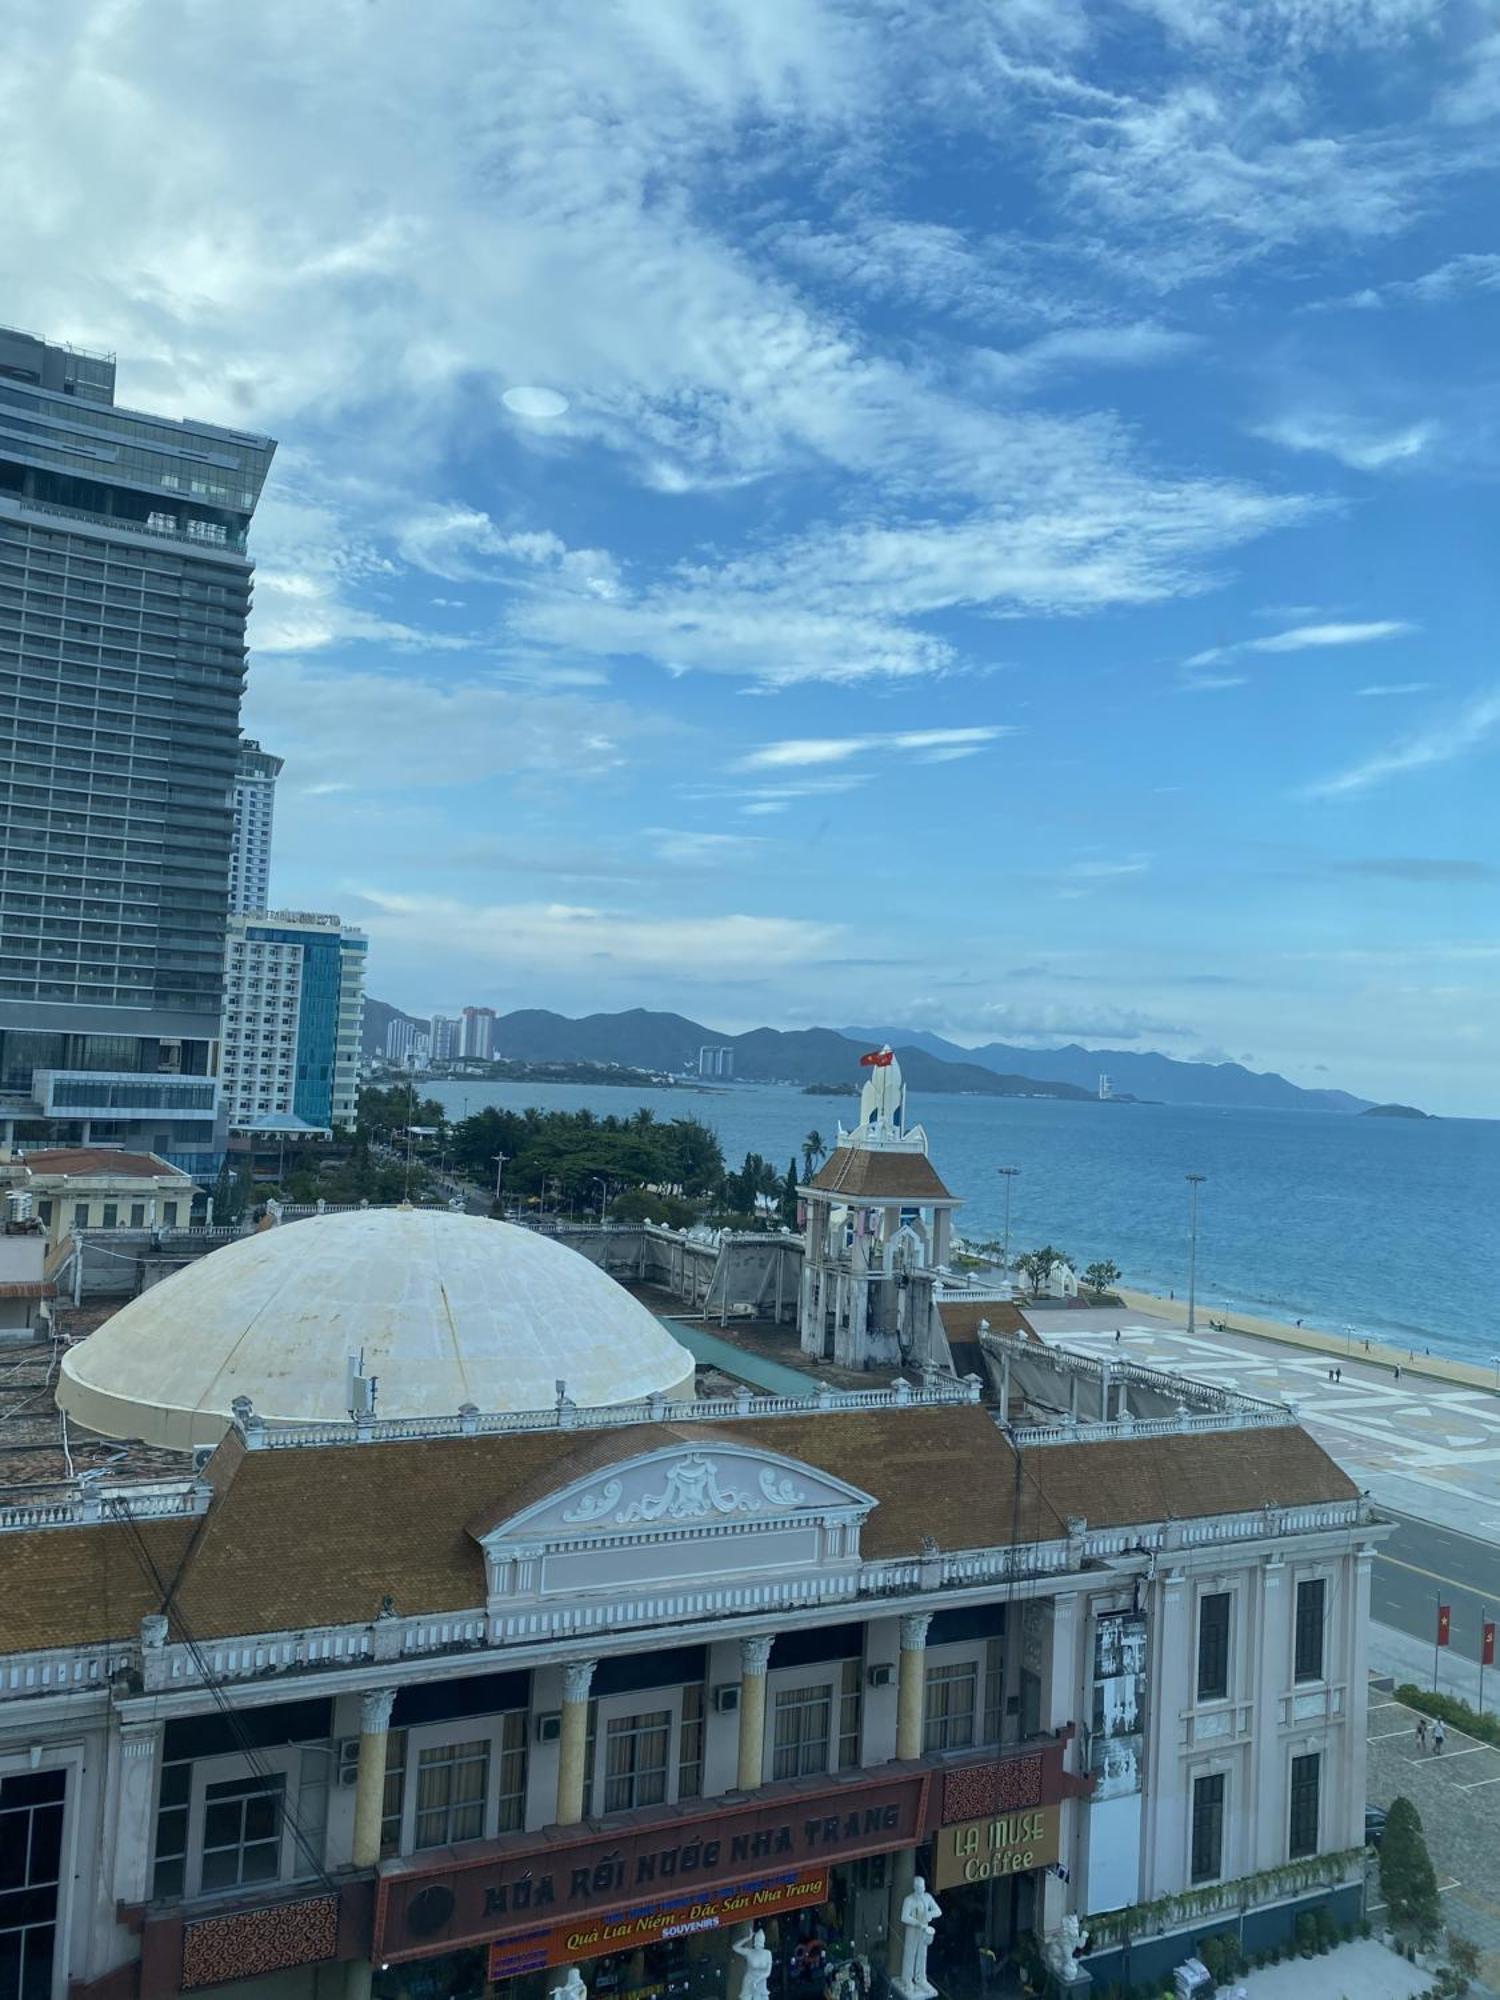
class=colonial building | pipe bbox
[0,1207,1380,2000]
[797,1053,962,1372]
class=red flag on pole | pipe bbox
[1482,1621,1495,1668]
[859,1048,894,1068]
[1437,1603,1452,1647]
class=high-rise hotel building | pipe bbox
[228,735,283,914]
[0,326,275,1173]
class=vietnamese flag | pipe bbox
[1437,1603,1452,1648]
[1483,1621,1495,1668]
[860,1048,894,1068]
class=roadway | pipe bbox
[1372,1508,1500,1661]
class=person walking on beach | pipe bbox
[1434,1719,1446,1756]
[1394,1364,1402,1382]
[1416,1716,1428,1750]
[1334,1366,1342,1384]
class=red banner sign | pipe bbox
[487,1872,829,1982]
[1483,1621,1495,1669]
[1437,1603,1452,1647]
[374,1771,928,1963]
[859,1049,893,1067]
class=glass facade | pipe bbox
[0,327,274,1166]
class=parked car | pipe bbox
[1364,1804,1388,1848]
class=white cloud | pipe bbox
[1306,686,1500,797]
[242,656,670,790]
[355,890,840,979]
[977,322,1200,388]
[1358,681,1433,697]
[1186,618,1415,671]
[740,728,1009,771]
[1330,251,1500,309]
[1251,619,1415,653]
[1254,413,1439,471]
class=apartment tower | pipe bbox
[228,735,283,913]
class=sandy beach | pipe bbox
[1116,1286,1499,1395]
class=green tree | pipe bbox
[801,1130,826,1180]
[1379,1795,1441,1940]
[1014,1245,1069,1296]
[779,1159,799,1229]
[1083,1259,1123,1297]
[609,1187,697,1229]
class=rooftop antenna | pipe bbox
[346,1349,378,1420]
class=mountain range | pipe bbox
[364,1001,1375,1112]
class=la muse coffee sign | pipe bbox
[932,1807,1060,1891]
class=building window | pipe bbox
[380,1730,406,1858]
[130,1202,145,1227]
[1197,1593,1231,1702]
[161,1201,178,1227]
[678,1685,704,1801]
[153,1760,191,1897]
[1190,1772,1225,1883]
[414,1740,487,1849]
[772,1685,832,1780]
[73,1202,88,1229]
[603,1710,671,1813]
[0,1767,66,1998]
[923,1660,979,1752]
[1289,1753,1321,1859]
[1294,1579,1327,1684]
[838,1657,862,1768]
[101,1202,118,1229]
[200,1771,285,1891]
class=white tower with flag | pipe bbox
[797,1047,963,1372]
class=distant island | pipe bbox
[1360,1103,1431,1120]
[803,1081,857,1096]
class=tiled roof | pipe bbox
[17,1148,191,1181]
[1026,1424,1358,1527]
[0,1407,1355,1655]
[937,1300,1032,1343]
[807,1147,956,1202]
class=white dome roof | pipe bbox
[58,1207,696,1451]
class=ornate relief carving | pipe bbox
[559,1453,809,1529]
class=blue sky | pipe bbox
[8,0,1500,1113]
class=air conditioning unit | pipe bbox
[712,1684,740,1715]
[337,1739,360,1787]
[866,1662,895,1688]
[536,1711,562,1742]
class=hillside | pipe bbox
[369,1005,1090,1098]
[845,1026,1372,1113]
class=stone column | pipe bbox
[1344,1549,1375,1849]
[351,1688,397,1870]
[556,1659,597,1826]
[896,1613,932,1761]
[111,1722,162,1906]
[737,1635,774,1789]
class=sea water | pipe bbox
[424,1079,1500,1367]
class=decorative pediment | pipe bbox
[475,1443,878,1617]
[486,1443,874,1543]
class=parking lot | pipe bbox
[1367,1689,1500,1987]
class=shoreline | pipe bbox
[1116,1286,1500,1395]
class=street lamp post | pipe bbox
[997,1167,1021,1280]
[492,1151,508,1211]
[1185,1173,1206,1336]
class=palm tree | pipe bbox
[802,1130,826,1180]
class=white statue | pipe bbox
[553,1972,587,2000]
[733,1927,773,2000]
[897,1876,941,1998]
[1042,1916,1084,1983]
